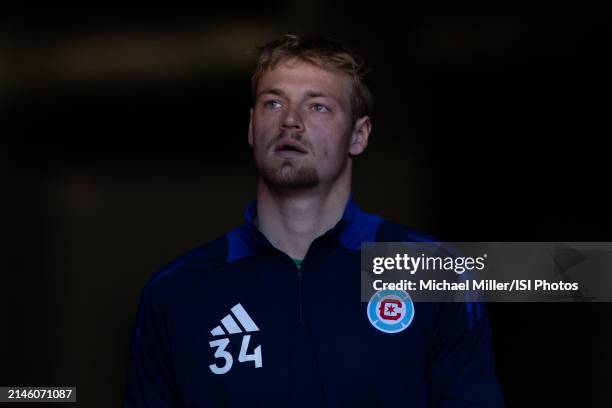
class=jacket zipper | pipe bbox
[296,262,303,323]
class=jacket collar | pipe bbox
[226,193,383,265]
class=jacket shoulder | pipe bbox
[145,234,229,295]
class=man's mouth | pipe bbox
[274,141,308,157]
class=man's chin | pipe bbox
[260,163,319,189]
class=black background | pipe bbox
[2,2,610,406]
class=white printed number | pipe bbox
[209,335,262,375]
[238,335,262,367]
[209,338,233,375]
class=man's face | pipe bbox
[249,59,369,190]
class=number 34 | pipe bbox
[209,335,262,375]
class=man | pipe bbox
[124,34,504,407]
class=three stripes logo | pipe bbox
[209,303,262,375]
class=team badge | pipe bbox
[367,290,415,334]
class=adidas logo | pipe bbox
[208,303,262,375]
[210,303,260,336]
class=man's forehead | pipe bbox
[256,60,351,102]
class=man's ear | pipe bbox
[248,108,254,147]
[349,116,372,156]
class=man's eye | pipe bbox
[312,104,330,113]
[263,100,282,109]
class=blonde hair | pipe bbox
[251,34,374,121]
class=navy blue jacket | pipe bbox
[124,196,504,407]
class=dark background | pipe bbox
[2,2,610,407]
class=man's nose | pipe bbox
[280,107,304,132]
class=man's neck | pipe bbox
[254,182,351,260]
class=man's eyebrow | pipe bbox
[257,88,285,98]
[303,90,336,100]
[257,88,340,103]
[304,90,343,105]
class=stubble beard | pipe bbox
[259,158,320,190]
